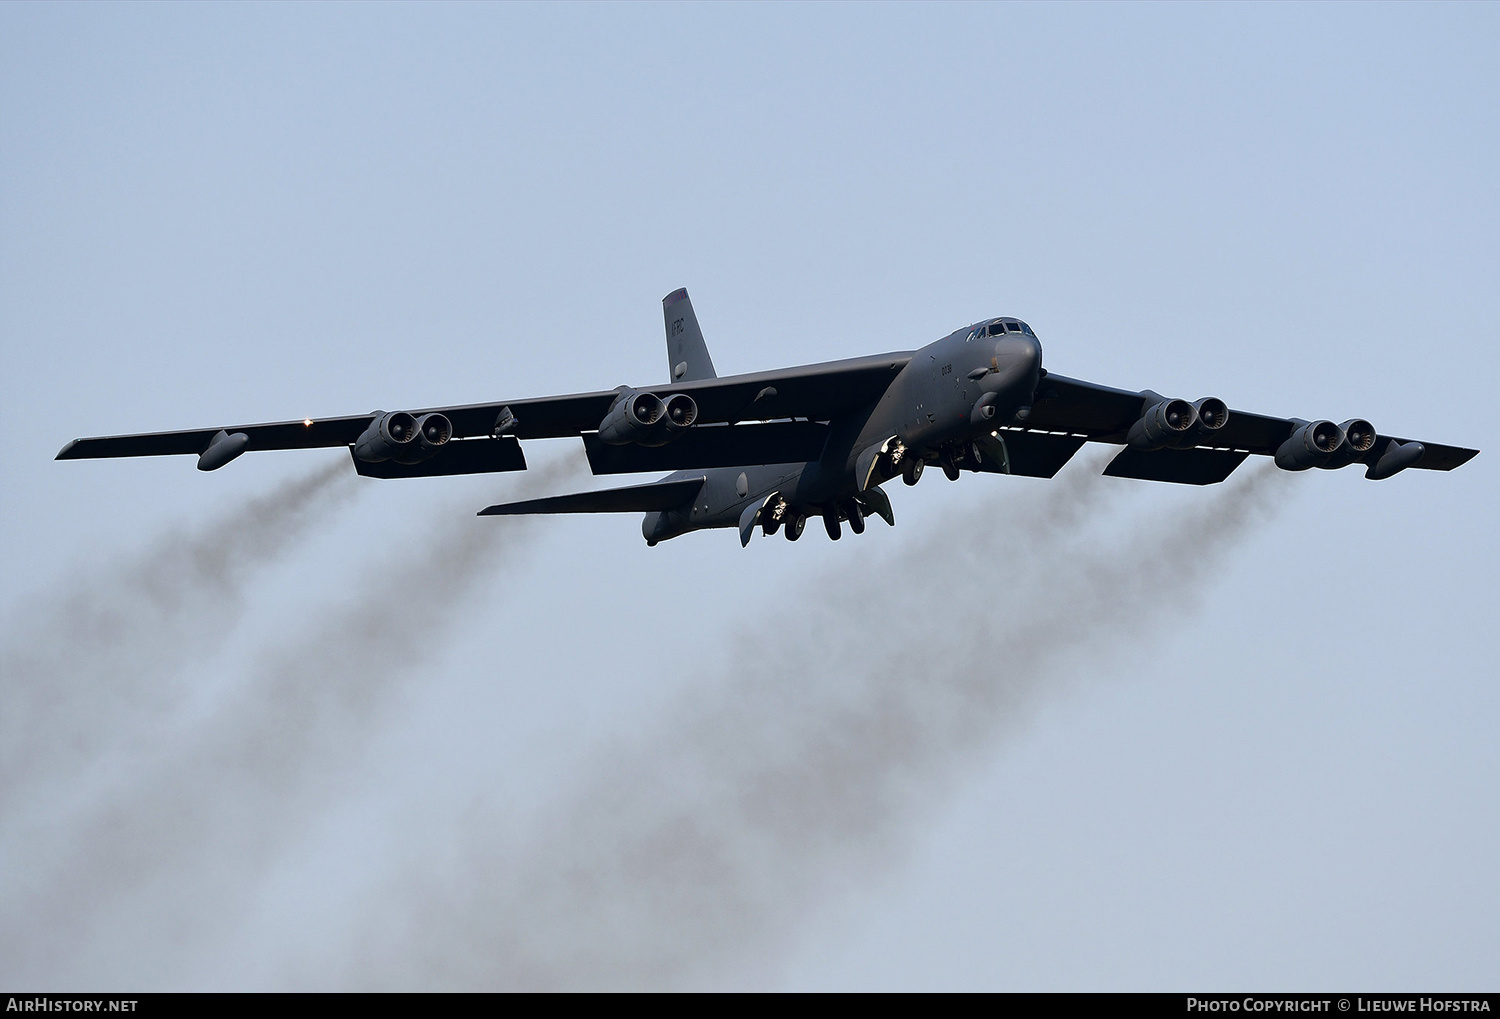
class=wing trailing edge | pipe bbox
[477,477,704,516]
[352,437,526,479]
[582,420,829,475]
[1103,446,1251,485]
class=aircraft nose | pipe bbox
[995,333,1042,380]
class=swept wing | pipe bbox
[55,353,912,473]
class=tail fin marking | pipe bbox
[663,288,718,382]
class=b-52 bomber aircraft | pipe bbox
[58,288,1478,547]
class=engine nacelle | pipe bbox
[662,393,699,437]
[1274,419,1345,471]
[393,413,453,465]
[598,388,667,446]
[353,411,419,463]
[1126,398,1198,450]
[1194,397,1229,433]
[1317,418,1376,470]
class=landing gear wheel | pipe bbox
[763,515,781,537]
[845,501,865,534]
[823,511,841,540]
[902,457,924,486]
[784,514,805,541]
[942,460,961,481]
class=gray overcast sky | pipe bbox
[2,2,1496,990]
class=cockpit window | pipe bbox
[1018,321,1034,336]
[987,322,1005,336]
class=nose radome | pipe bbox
[996,333,1042,374]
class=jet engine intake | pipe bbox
[1341,419,1376,455]
[1274,419,1345,471]
[598,388,667,446]
[1126,395,1233,451]
[1127,398,1198,450]
[662,393,699,436]
[1194,397,1229,432]
[353,411,419,463]
[393,412,453,464]
[1315,418,1377,470]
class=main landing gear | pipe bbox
[767,494,886,544]
[901,457,924,486]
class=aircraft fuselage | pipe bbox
[643,319,1044,543]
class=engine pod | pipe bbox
[1127,397,1198,450]
[353,411,419,463]
[662,394,699,435]
[1319,419,1378,470]
[1275,419,1344,471]
[394,413,454,464]
[1193,397,1229,433]
[598,388,668,446]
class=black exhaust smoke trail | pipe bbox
[0,455,585,987]
[0,460,357,819]
[345,460,1289,990]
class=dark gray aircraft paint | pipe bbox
[58,288,1479,547]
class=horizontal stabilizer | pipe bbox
[353,437,527,479]
[478,477,704,516]
[1103,446,1249,485]
[583,421,829,474]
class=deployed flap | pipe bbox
[972,430,1088,478]
[477,477,704,516]
[582,421,829,475]
[1103,446,1249,485]
[352,437,526,479]
[663,288,717,382]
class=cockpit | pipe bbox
[967,319,1036,341]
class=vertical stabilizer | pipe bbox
[662,288,718,382]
